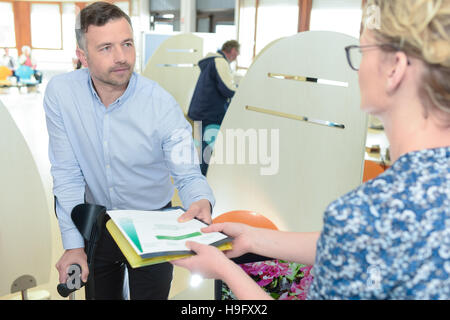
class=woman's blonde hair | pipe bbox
[363,0,450,121]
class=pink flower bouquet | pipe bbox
[221,260,314,300]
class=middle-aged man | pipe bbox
[44,1,215,300]
[187,40,240,176]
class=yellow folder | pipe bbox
[106,219,232,268]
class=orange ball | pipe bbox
[213,210,278,230]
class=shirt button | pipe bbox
[104,141,108,147]
[109,187,113,192]
[106,164,110,169]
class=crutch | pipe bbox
[57,204,106,300]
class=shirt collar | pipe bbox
[217,50,229,62]
[87,70,137,109]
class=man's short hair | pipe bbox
[76,1,132,50]
[221,40,240,53]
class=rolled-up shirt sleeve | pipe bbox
[43,81,86,249]
[158,88,216,211]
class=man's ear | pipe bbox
[76,46,89,68]
[386,51,409,94]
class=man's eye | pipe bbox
[101,46,111,51]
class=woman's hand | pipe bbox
[171,241,231,279]
[170,222,255,279]
[171,238,274,300]
[200,222,254,259]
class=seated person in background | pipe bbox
[72,57,82,70]
[0,48,18,84]
[1,48,16,70]
[172,0,450,300]
[18,45,42,84]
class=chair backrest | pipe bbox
[213,210,278,230]
[15,65,34,80]
[363,160,389,182]
[0,66,12,80]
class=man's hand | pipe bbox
[55,248,89,284]
[178,199,212,224]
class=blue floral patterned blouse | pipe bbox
[308,147,450,300]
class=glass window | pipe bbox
[154,23,174,33]
[151,0,180,11]
[237,0,298,69]
[0,2,16,48]
[254,0,298,55]
[237,0,256,69]
[150,0,180,31]
[31,4,62,49]
[310,0,362,39]
[215,24,236,40]
[115,1,130,16]
[197,17,210,33]
[62,3,77,52]
[197,0,235,11]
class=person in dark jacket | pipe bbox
[188,40,240,176]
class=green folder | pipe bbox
[106,219,232,268]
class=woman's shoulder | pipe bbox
[325,147,450,224]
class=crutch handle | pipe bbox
[57,264,87,298]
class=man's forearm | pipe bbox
[55,198,86,249]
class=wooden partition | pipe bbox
[207,31,367,233]
[141,33,203,116]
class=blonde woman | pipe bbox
[172,0,450,300]
[18,45,36,69]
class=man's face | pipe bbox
[228,47,240,63]
[77,17,135,88]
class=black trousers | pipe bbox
[90,204,173,300]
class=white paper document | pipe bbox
[107,208,231,259]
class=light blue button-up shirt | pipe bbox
[44,69,215,249]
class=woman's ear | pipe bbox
[76,47,89,68]
[386,51,409,94]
